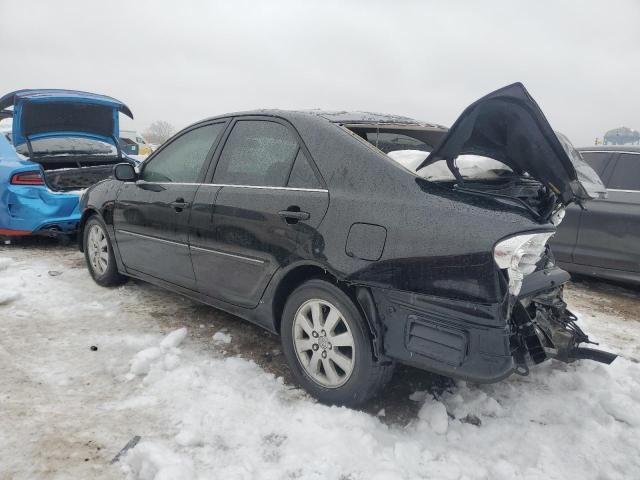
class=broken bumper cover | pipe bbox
[0,184,81,237]
[372,288,516,383]
[371,270,617,383]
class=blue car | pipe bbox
[0,89,136,240]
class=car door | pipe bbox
[552,150,615,263]
[573,151,640,272]
[188,117,329,308]
[114,122,227,288]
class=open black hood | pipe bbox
[417,83,606,205]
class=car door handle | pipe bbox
[278,208,310,223]
[170,198,190,212]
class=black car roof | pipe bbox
[200,109,447,130]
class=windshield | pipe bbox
[15,136,117,156]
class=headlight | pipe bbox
[493,232,554,296]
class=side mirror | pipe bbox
[113,163,137,182]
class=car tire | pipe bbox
[281,279,394,406]
[83,216,127,287]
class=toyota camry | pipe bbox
[79,83,616,406]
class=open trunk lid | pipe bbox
[417,83,606,205]
[0,89,136,192]
[0,89,133,148]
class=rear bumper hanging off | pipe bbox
[369,281,617,383]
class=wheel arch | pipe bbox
[270,262,386,361]
[78,208,100,252]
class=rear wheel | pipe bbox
[83,216,127,287]
[281,279,394,406]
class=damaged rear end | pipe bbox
[422,83,617,372]
[367,83,616,381]
[497,233,617,375]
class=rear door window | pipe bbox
[607,153,640,190]
[213,120,299,187]
[287,150,321,188]
[142,123,224,183]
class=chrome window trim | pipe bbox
[205,183,328,193]
[117,229,189,248]
[135,180,199,186]
[607,188,640,193]
[137,180,328,193]
[190,245,265,265]
[580,150,640,156]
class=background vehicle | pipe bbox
[119,137,139,156]
[79,83,615,406]
[120,129,153,155]
[551,146,640,285]
[0,89,135,239]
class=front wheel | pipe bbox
[83,216,127,287]
[281,279,394,406]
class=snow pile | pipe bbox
[0,256,21,305]
[0,257,13,270]
[212,330,232,345]
[128,328,188,379]
[120,339,640,479]
[0,289,21,305]
[2,248,640,479]
[417,399,449,435]
[125,443,195,480]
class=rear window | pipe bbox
[364,132,432,153]
[350,125,511,180]
[348,126,445,154]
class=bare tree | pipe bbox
[144,121,175,144]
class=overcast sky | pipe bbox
[1,0,638,145]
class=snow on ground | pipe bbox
[1,243,639,479]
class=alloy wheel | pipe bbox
[87,224,109,275]
[292,299,355,388]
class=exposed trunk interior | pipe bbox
[452,175,558,221]
[35,155,121,192]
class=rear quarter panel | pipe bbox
[291,113,551,304]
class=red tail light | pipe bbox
[11,171,45,185]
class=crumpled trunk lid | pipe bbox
[418,82,607,205]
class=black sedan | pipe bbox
[79,83,616,406]
[551,146,640,285]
